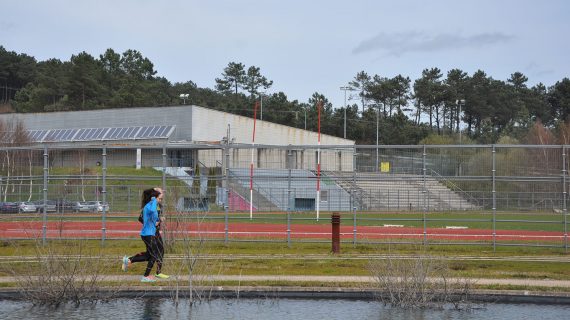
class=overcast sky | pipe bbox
[2,0,569,107]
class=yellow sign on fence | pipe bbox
[380,162,390,173]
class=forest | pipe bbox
[1,45,570,145]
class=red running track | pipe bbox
[0,221,566,242]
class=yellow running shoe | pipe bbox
[155,273,170,279]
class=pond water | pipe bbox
[1,298,570,320]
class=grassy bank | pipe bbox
[1,240,569,283]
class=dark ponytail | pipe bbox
[141,188,161,209]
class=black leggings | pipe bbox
[130,234,164,277]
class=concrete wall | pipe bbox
[197,147,354,171]
[46,149,164,168]
[191,106,354,146]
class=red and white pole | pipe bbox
[316,99,322,221]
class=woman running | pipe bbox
[122,188,169,282]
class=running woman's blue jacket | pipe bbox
[140,197,159,236]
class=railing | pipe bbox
[226,169,284,210]
[428,168,482,208]
[321,171,367,210]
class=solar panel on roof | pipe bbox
[74,128,104,141]
[135,125,174,139]
[105,127,117,139]
[101,126,139,140]
[145,126,157,138]
[43,131,56,141]
[25,125,174,143]
[94,128,107,139]
[114,128,123,138]
[155,126,168,137]
[51,130,63,140]
[125,127,138,138]
[48,130,61,140]
[26,130,47,142]
[75,129,86,140]
[117,127,130,139]
[44,129,79,142]
[136,126,151,138]
[62,129,76,140]
[92,128,105,139]
[75,128,90,140]
[151,126,160,136]
[115,127,127,139]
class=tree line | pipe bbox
[1,45,569,145]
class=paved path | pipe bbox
[2,274,570,289]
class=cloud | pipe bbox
[352,31,515,56]
[0,21,15,31]
[524,62,554,78]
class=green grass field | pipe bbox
[209,211,569,232]
[2,210,568,233]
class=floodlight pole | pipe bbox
[180,93,189,105]
[376,104,380,172]
[455,99,465,176]
[258,91,266,121]
[456,99,465,144]
[340,86,355,139]
[260,93,263,121]
[304,106,307,130]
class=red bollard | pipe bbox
[331,212,340,254]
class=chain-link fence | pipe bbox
[0,144,568,251]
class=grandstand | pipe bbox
[227,168,352,212]
[323,171,480,211]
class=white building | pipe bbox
[0,105,355,171]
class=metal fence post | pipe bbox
[422,145,427,245]
[563,145,568,253]
[287,146,292,247]
[42,145,48,246]
[162,145,167,193]
[224,145,230,244]
[101,146,107,246]
[353,146,357,247]
[491,145,497,252]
